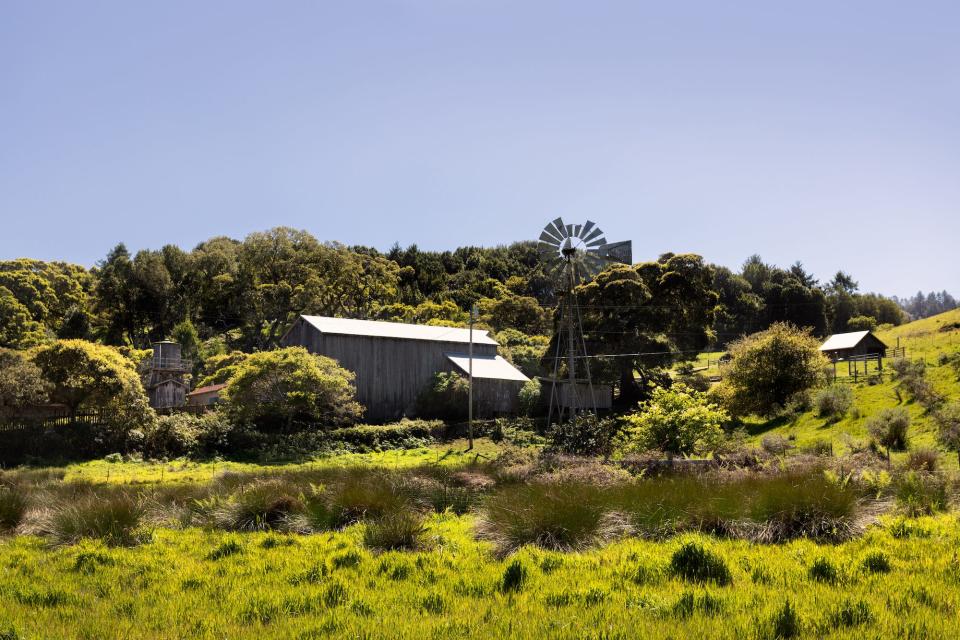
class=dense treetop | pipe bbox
[0,226,947,398]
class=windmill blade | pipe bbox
[549,217,569,239]
[539,229,563,246]
[577,221,596,239]
[585,236,607,248]
[581,226,604,244]
[573,224,582,238]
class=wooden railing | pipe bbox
[0,411,106,432]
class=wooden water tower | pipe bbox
[146,341,190,409]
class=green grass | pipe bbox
[1,514,959,639]
[50,438,504,485]
[742,309,960,467]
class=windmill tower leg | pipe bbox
[565,253,579,425]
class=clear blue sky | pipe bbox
[2,1,957,296]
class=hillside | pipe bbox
[743,309,960,467]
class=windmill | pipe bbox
[538,218,632,425]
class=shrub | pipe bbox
[846,315,877,332]
[223,347,364,431]
[325,420,440,450]
[935,402,960,467]
[31,340,156,452]
[415,372,469,420]
[904,447,939,473]
[500,559,528,593]
[548,414,620,457]
[807,557,838,584]
[141,413,203,459]
[866,408,910,457]
[33,491,145,546]
[860,551,891,574]
[517,378,542,416]
[760,435,793,456]
[676,371,712,393]
[802,439,833,457]
[814,386,853,421]
[618,384,728,457]
[0,485,27,532]
[892,358,943,408]
[362,511,426,551]
[669,541,732,586]
[895,471,949,517]
[723,324,827,417]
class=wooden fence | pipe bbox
[0,411,106,432]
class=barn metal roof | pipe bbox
[299,315,499,346]
[819,330,877,351]
[444,353,530,381]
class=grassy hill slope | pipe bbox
[742,309,960,466]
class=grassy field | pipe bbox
[741,310,960,466]
[2,511,959,639]
[1,313,958,639]
[59,439,501,485]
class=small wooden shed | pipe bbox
[281,316,530,421]
[819,330,888,362]
[186,383,226,408]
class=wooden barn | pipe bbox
[281,315,530,422]
[819,330,888,362]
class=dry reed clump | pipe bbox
[0,485,28,532]
[475,481,632,556]
[476,466,865,554]
[211,478,306,532]
[21,489,147,546]
[362,511,427,551]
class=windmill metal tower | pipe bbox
[537,218,632,425]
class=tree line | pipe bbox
[0,227,935,365]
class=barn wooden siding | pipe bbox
[282,318,503,422]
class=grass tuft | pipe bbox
[500,559,528,593]
[363,511,426,551]
[0,485,27,532]
[769,600,801,639]
[807,557,839,584]
[669,541,732,586]
[860,551,891,574]
[31,491,145,546]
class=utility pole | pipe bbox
[468,303,476,450]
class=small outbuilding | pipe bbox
[281,315,530,421]
[186,383,227,408]
[819,330,888,362]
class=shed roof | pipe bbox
[299,315,499,346]
[444,353,530,382]
[819,330,887,351]
[188,383,227,396]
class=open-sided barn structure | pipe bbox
[281,316,529,422]
[820,330,891,378]
[819,330,888,362]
